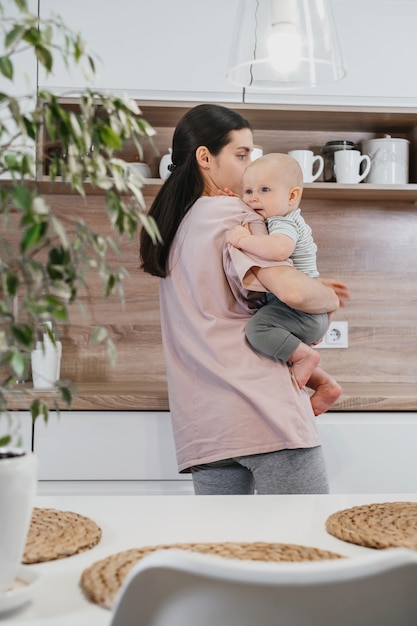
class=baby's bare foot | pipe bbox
[310,378,342,416]
[289,344,321,389]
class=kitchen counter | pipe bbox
[3,492,417,624]
[4,381,417,411]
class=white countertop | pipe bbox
[3,493,417,625]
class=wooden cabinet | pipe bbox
[138,101,417,200]
[40,99,417,199]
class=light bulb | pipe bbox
[267,22,302,74]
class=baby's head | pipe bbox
[242,153,303,220]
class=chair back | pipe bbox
[109,547,417,626]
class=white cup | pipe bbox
[127,162,151,178]
[251,145,263,161]
[335,149,372,184]
[288,150,324,183]
[31,348,59,389]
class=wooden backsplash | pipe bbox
[4,188,417,389]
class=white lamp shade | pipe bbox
[226,0,345,90]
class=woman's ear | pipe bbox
[289,186,302,206]
[196,145,211,170]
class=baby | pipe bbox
[227,153,342,415]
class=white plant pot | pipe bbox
[0,452,38,592]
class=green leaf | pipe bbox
[12,185,32,210]
[23,27,40,46]
[0,435,11,446]
[105,274,116,297]
[4,270,18,297]
[9,347,27,377]
[5,25,26,49]
[58,385,72,407]
[40,295,69,322]
[4,153,18,169]
[35,46,53,73]
[99,126,122,150]
[21,223,47,252]
[0,56,13,80]
[11,323,33,349]
[30,399,49,424]
[14,0,28,11]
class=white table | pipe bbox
[2,493,417,625]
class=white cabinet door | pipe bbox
[0,0,38,95]
[244,0,417,107]
[1,411,33,453]
[33,410,189,481]
[317,412,417,493]
[38,0,242,102]
[0,0,38,178]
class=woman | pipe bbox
[140,104,347,495]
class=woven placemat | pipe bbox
[23,507,102,564]
[81,541,343,610]
[326,501,417,549]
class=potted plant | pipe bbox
[0,0,160,591]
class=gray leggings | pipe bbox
[190,446,329,495]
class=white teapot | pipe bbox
[159,148,173,180]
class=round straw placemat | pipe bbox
[81,541,343,610]
[23,507,102,564]
[326,502,417,549]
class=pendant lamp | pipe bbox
[226,0,345,90]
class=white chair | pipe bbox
[109,547,417,626]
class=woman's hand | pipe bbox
[319,279,350,308]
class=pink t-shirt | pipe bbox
[159,196,320,473]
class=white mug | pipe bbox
[251,145,263,161]
[288,150,324,183]
[335,149,372,184]
[31,348,59,389]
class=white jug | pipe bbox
[159,148,173,180]
[362,136,409,184]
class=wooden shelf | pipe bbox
[5,382,417,412]
[4,179,417,203]
[135,100,417,133]
[142,180,417,203]
[303,182,417,202]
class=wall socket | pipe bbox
[315,321,349,349]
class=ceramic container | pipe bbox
[362,136,409,184]
[0,451,38,591]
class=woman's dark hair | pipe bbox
[140,103,251,277]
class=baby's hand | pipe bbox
[227,224,251,248]
[320,279,350,308]
[218,187,241,198]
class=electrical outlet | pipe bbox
[315,321,348,349]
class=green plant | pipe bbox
[0,0,161,445]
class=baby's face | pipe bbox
[242,162,293,221]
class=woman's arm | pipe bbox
[252,265,340,314]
